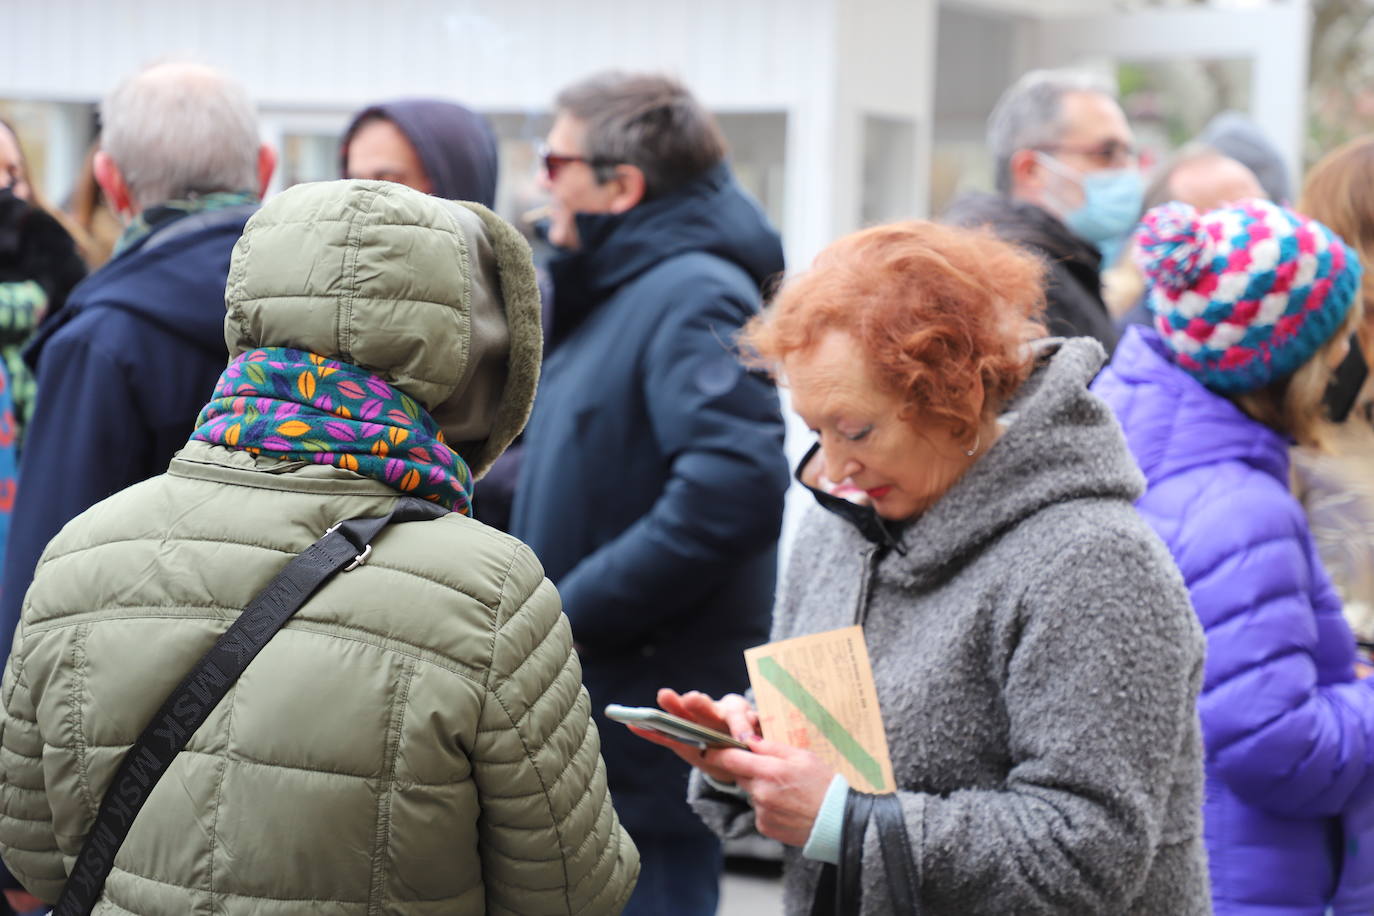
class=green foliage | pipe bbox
[1117,62,1151,98]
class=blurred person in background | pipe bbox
[1094,199,1374,915]
[510,71,789,916]
[1291,135,1374,652]
[0,114,81,916]
[341,99,498,206]
[1147,146,1266,215]
[0,118,88,445]
[1201,110,1293,205]
[341,98,539,533]
[65,144,123,268]
[944,68,1141,352]
[0,179,639,915]
[634,221,1209,915]
[0,60,275,663]
[1106,145,1265,326]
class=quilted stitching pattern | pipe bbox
[0,445,637,914]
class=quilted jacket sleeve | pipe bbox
[471,541,639,915]
[0,623,66,901]
[554,273,789,650]
[1177,483,1374,816]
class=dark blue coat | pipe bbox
[511,164,789,839]
[0,206,254,650]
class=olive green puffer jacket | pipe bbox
[0,181,639,915]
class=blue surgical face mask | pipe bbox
[1037,153,1144,251]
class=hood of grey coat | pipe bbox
[222,179,542,479]
[877,337,1144,590]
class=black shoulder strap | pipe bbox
[871,793,919,912]
[53,497,448,916]
[839,790,875,908]
[810,790,921,915]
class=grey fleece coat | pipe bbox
[690,338,1211,915]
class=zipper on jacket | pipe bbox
[853,545,884,627]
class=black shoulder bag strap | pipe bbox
[53,497,448,916]
[838,790,876,907]
[809,790,920,915]
[870,794,920,911]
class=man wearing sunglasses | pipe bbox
[510,71,789,916]
[945,69,1144,353]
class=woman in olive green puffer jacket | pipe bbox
[0,180,639,915]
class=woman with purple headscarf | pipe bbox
[342,99,498,207]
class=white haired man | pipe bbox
[944,69,1142,352]
[0,61,275,653]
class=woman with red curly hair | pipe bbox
[623,221,1210,914]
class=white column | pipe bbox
[776,0,940,557]
[834,0,940,230]
[1249,0,1309,193]
[780,1,842,274]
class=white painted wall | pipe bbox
[774,0,939,559]
[2,0,1312,566]
[5,0,944,559]
[3,0,821,110]
[837,0,938,225]
[1023,0,1310,186]
[5,0,1303,256]
[2,0,951,269]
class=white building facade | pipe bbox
[2,0,1311,548]
[4,0,1308,270]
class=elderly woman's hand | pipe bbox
[623,688,836,848]
[624,688,760,786]
[661,687,759,740]
[706,738,835,847]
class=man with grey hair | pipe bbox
[0,61,275,654]
[945,68,1142,351]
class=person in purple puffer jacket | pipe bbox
[1094,198,1374,916]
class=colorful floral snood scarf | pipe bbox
[191,348,473,515]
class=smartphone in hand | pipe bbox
[605,704,750,750]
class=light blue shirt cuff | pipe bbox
[802,773,850,865]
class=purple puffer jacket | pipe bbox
[1094,326,1374,915]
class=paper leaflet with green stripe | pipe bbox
[757,656,887,791]
[747,623,895,796]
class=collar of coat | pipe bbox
[543,162,784,346]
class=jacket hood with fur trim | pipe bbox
[222,179,542,479]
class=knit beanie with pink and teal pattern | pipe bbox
[1136,198,1362,394]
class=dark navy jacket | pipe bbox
[511,164,789,838]
[0,206,254,651]
[943,191,1118,353]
